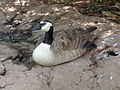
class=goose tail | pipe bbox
[78,26,97,34]
[85,26,97,33]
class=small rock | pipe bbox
[97,45,105,50]
[113,43,118,47]
[101,40,106,44]
[110,76,113,80]
[116,51,120,56]
[96,52,109,60]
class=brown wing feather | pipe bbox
[51,28,93,52]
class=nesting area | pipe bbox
[0,1,120,90]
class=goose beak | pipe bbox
[31,23,41,31]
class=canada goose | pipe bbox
[32,20,97,66]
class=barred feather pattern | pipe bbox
[51,28,95,65]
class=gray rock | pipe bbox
[0,44,17,60]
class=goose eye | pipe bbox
[40,23,46,26]
[40,24,45,26]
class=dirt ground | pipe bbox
[0,1,120,90]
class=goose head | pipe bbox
[32,20,53,32]
[32,20,54,45]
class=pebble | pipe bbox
[97,45,105,50]
[110,76,113,80]
[113,43,118,47]
[101,41,106,44]
[116,51,120,56]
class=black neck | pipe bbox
[43,26,54,45]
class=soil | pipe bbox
[0,1,120,90]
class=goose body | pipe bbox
[32,20,97,66]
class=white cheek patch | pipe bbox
[42,25,50,32]
[41,22,53,32]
